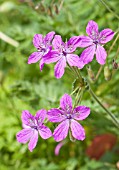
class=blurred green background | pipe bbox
[0,0,119,169]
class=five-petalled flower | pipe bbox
[28,31,55,70]
[16,110,52,152]
[79,20,114,65]
[43,35,84,78]
[48,94,90,142]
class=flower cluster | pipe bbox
[16,94,90,152]
[16,20,115,152]
[28,20,114,78]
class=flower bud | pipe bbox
[87,66,95,81]
[104,66,112,81]
[47,6,53,17]
[112,59,118,69]
[53,4,59,14]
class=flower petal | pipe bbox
[79,45,96,65]
[52,35,64,50]
[28,52,42,64]
[28,130,38,152]
[73,106,90,120]
[60,93,72,112]
[53,120,69,142]
[35,109,47,125]
[99,29,114,44]
[39,125,52,139]
[66,36,82,52]
[79,36,93,47]
[33,34,43,49]
[67,54,84,69]
[44,31,55,44]
[43,51,61,64]
[96,45,107,65]
[48,109,66,122]
[21,110,34,127]
[54,57,66,79]
[16,128,33,144]
[86,20,99,37]
[70,120,85,140]
[55,141,66,156]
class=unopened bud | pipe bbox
[112,59,118,69]
[53,4,59,14]
[104,66,112,81]
[47,6,53,17]
[87,66,95,81]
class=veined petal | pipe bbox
[60,93,72,112]
[54,57,66,79]
[39,125,52,139]
[52,35,63,50]
[28,130,38,152]
[70,119,85,140]
[73,106,90,120]
[79,45,96,65]
[28,52,42,64]
[21,110,34,127]
[35,109,47,125]
[86,20,99,37]
[96,45,107,65]
[67,54,84,69]
[48,109,66,122]
[66,36,82,52]
[43,51,61,64]
[53,120,69,142]
[16,128,33,144]
[99,29,114,44]
[79,36,93,47]
[33,34,43,49]
[44,31,55,44]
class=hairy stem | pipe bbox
[95,66,103,80]
[99,0,119,20]
[89,88,119,128]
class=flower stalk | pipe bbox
[89,87,119,128]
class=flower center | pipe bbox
[32,126,38,130]
[93,40,99,44]
[66,114,72,119]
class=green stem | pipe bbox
[95,66,103,81]
[70,87,79,96]
[68,65,77,77]
[74,87,81,107]
[89,88,119,128]
[77,88,84,104]
[99,0,119,20]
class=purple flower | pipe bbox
[43,35,84,79]
[48,94,90,142]
[79,20,114,65]
[28,31,55,70]
[16,110,52,152]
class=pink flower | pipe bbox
[48,94,90,142]
[16,110,52,152]
[43,35,84,79]
[79,20,114,65]
[28,31,55,70]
